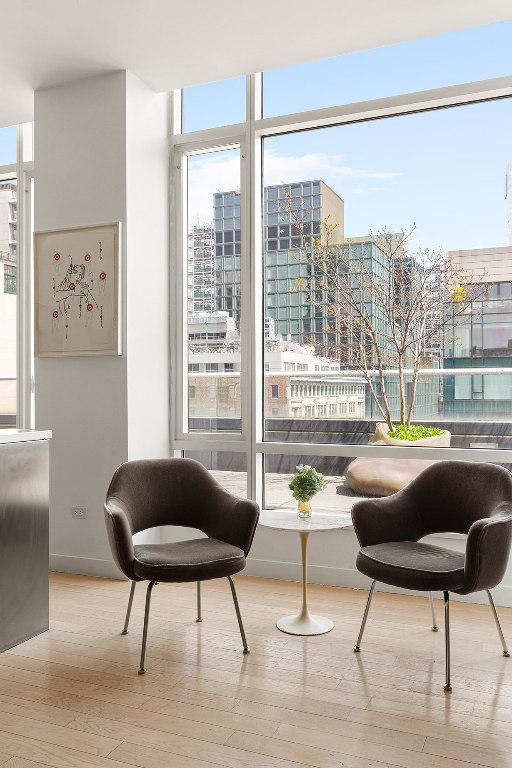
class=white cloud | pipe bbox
[188,150,240,227]
[187,148,399,225]
[264,149,400,188]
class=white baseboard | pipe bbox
[50,554,124,580]
[50,553,512,608]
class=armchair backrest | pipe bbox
[106,458,219,534]
[104,458,259,581]
[406,461,512,536]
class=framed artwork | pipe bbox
[34,222,121,357]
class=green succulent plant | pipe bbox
[289,464,325,503]
[388,424,443,441]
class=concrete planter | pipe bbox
[372,422,451,448]
[345,423,451,497]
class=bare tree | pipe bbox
[278,192,485,429]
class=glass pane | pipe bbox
[264,21,512,117]
[185,451,247,499]
[0,175,17,425]
[264,454,348,512]
[183,76,245,132]
[262,98,512,448]
[186,147,242,432]
[0,126,16,165]
[265,454,512,509]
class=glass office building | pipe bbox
[213,190,241,321]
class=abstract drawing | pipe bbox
[35,223,120,356]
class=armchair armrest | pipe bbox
[351,488,424,548]
[104,498,137,580]
[462,504,512,594]
[205,484,260,557]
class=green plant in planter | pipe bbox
[388,424,443,441]
[289,465,325,518]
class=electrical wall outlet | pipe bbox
[71,506,87,519]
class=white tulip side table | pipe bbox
[259,508,352,636]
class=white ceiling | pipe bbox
[1,0,511,128]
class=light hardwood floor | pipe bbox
[0,573,511,768]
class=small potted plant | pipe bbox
[289,465,325,519]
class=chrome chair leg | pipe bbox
[121,580,136,635]
[487,589,510,657]
[354,580,376,652]
[443,591,452,692]
[227,576,250,654]
[429,591,438,632]
[138,581,156,674]
[196,581,202,622]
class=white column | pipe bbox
[35,71,168,577]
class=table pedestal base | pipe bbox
[275,530,335,636]
[277,612,334,636]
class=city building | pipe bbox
[213,189,241,321]
[187,225,215,315]
[0,178,17,260]
[186,311,365,419]
[264,180,345,347]
[507,162,512,246]
[0,178,17,424]
[444,245,512,419]
[212,180,346,347]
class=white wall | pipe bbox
[34,71,168,576]
[125,72,169,461]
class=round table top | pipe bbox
[259,508,353,532]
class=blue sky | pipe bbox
[0,125,16,165]
[265,98,512,253]
[185,21,512,254]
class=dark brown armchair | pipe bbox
[105,458,259,673]
[351,461,512,692]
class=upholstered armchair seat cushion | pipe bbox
[357,541,466,592]
[133,538,245,582]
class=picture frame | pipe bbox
[34,222,121,357]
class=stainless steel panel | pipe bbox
[0,440,49,652]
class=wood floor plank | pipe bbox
[140,697,278,737]
[0,712,120,757]
[2,759,49,768]
[69,707,234,746]
[227,729,491,768]
[0,692,76,726]
[276,715,426,750]
[226,730,395,768]
[423,736,512,768]
[109,739,313,768]
[0,731,132,768]
[231,697,351,729]
[349,705,512,749]
[107,742,224,768]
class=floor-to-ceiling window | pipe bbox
[171,21,512,508]
[0,123,33,428]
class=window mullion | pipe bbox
[246,74,264,506]
[15,127,32,429]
